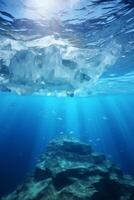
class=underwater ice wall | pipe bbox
[0,0,134,96]
[0,37,121,96]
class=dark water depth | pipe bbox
[0,93,134,197]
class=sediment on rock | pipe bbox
[2,137,134,200]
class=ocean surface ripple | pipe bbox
[0,0,134,96]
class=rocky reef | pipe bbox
[2,137,134,200]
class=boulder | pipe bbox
[2,137,134,200]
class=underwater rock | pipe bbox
[2,137,134,200]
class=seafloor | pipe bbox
[2,136,134,200]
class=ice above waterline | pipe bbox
[0,36,121,96]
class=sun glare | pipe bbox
[25,0,79,17]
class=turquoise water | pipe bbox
[0,93,134,196]
[0,0,134,198]
[0,0,134,96]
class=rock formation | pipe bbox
[2,137,134,200]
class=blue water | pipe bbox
[0,0,134,198]
[0,93,134,196]
[0,0,134,96]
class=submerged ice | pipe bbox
[0,37,121,96]
[0,0,134,96]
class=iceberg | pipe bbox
[0,36,121,96]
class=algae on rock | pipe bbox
[2,137,134,200]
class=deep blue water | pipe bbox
[0,93,134,197]
[0,0,134,197]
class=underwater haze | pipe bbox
[0,93,134,197]
[0,0,134,199]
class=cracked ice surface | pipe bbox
[0,36,121,96]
